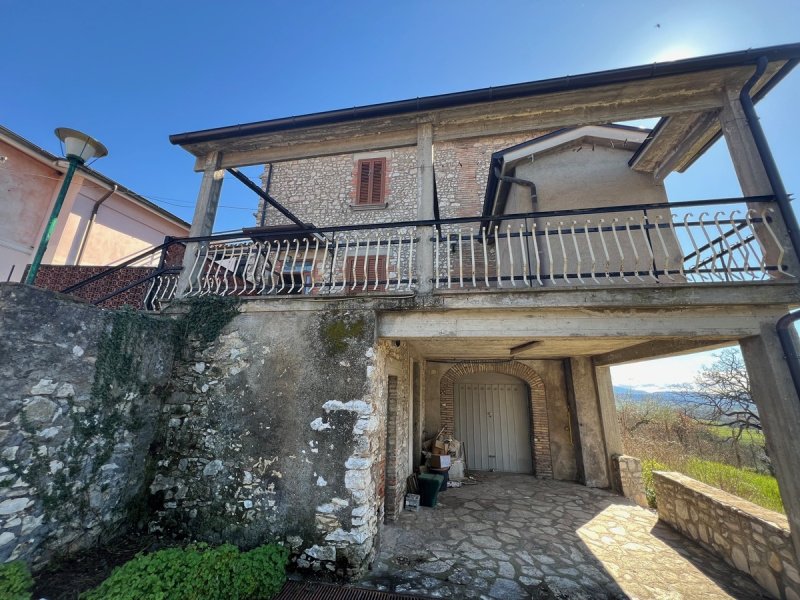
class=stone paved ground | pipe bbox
[358,473,769,599]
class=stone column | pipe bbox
[176,152,225,297]
[719,89,798,275]
[415,123,435,294]
[567,357,609,488]
[739,323,800,561]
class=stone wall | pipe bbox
[256,132,547,229]
[654,471,799,599]
[611,455,647,507]
[0,284,174,566]
[149,304,386,577]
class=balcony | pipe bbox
[50,196,796,311]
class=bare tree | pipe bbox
[682,348,765,469]
[687,348,759,432]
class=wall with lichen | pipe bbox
[150,304,386,578]
[0,283,175,566]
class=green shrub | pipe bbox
[641,459,669,508]
[0,561,33,600]
[81,543,288,600]
[685,458,784,513]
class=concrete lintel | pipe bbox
[378,306,784,340]
[434,284,800,310]
[593,338,736,366]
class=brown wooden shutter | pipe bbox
[355,158,386,205]
[345,255,388,291]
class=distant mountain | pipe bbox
[613,385,700,407]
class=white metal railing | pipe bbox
[138,197,794,309]
[433,203,793,289]
[146,227,417,308]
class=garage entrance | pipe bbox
[454,373,533,473]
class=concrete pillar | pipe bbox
[739,323,800,561]
[719,89,797,274]
[176,152,224,297]
[415,123,435,294]
[567,357,609,488]
[595,364,623,490]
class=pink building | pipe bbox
[0,125,188,282]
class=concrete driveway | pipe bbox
[358,473,768,599]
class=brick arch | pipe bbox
[440,361,552,478]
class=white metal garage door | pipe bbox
[454,381,532,473]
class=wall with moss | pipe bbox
[0,284,176,566]
[150,305,385,578]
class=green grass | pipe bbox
[641,457,784,514]
[702,424,765,446]
[684,458,784,513]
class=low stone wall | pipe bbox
[611,454,648,507]
[654,471,799,599]
[0,284,175,566]
[150,305,386,578]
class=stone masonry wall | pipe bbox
[150,305,386,578]
[654,471,799,599]
[256,131,550,229]
[0,284,174,566]
[611,454,647,508]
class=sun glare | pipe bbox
[652,46,700,63]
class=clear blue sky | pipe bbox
[3,0,800,234]
[3,1,800,388]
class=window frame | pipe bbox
[354,158,387,207]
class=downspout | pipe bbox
[776,311,800,401]
[740,56,800,263]
[493,166,538,206]
[493,166,537,281]
[75,184,117,264]
[259,163,273,227]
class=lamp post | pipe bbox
[25,128,108,285]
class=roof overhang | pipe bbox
[170,44,800,172]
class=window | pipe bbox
[355,158,386,206]
[345,254,388,292]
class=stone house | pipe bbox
[4,44,800,593]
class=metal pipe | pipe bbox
[259,164,273,227]
[776,311,800,400]
[75,184,117,264]
[494,166,538,205]
[25,156,81,284]
[740,56,800,263]
[227,167,309,230]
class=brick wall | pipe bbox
[654,471,799,599]
[29,243,185,310]
[32,265,156,309]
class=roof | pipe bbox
[170,43,800,153]
[0,125,190,229]
[483,124,652,217]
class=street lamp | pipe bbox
[25,128,108,284]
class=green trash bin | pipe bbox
[418,473,444,508]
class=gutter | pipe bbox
[739,56,800,263]
[776,312,800,399]
[75,184,117,264]
[169,43,800,147]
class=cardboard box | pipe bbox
[429,454,451,469]
[432,440,450,455]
